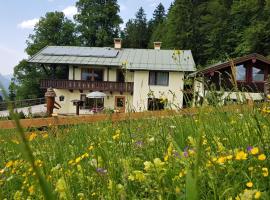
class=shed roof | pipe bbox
[28,46,196,72]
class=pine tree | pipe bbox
[123,7,150,48]
[148,3,166,48]
[75,0,123,47]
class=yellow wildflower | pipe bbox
[262,167,268,177]
[246,181,253,188]
[128,174,135,181]
[11,139,20,144]
[254,191,261,199]
[68,160,74,165]
[5,161,13,168]
[28,132,37,141]
[81,153,89,159]
[217,156,226,165]
[56,177,68,199]
[28,185,34,195]
[258,154,266,161]
[164,143,173,161]
[153,158,165,168]
[75,157,82,164]
[235,151,248,160]
[133,170,145,182]
[179,171,185,178]
[112,133,120,140]
[175,186,181,194]
[88,145,94,151]
[108,180,113,190]
[226,155,233,160]
[42,133,49,139]
[250,147,259,155]
[143,161,153,171]
[262,107,270,113]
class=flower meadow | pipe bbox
[0,106,270,199]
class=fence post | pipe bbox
[264,75,270,102]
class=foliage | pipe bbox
[12,60,45,100]
[13,12,77,100]
[26,11,77,57]
[75,0,122,47]
[148,3,166,48]
[11,0,270,100]
[0,105,270,199]
[122,7,150,48]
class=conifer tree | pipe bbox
[123,7,149,48]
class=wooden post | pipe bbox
[45,87,56,117]
[76,103,80,115]
[264,75,270,101]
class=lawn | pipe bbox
[0,105,269,199]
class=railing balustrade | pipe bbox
[40,79,134,93]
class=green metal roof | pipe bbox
[28,46,196,72]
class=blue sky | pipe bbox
[0,0,173,75]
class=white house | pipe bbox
[28,39,196,114]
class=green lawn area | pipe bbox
[0,106,269,199]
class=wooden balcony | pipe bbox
[40,79,134,93]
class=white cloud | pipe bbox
[17,18,39,29]
[63,6,78,18]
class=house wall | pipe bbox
[54,89,133,114]
[68,66,134,82]
[132,71,184,111]
[57,66,184,114]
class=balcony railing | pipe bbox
[40,79,134,93]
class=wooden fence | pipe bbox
[0,105,253,130]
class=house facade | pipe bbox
[192,53,269,104]
[28,40,196,114]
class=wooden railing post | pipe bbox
[264,75,270,101]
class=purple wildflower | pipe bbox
[173,151,181,158]
[183,146,189,157]
[135,140,144,148]
[247,146,253,152]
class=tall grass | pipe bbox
[0,102,269,199]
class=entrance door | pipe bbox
[115,96,125,113]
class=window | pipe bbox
[252,66,264,81]
[117,70,125,82]
[81,68,104,81]
[236,64,247,81]
[116,98,124,107]
[148,98,165,111]
[80,94,104,109]
[59,96,65,102]
[149,71,169,86]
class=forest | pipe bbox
[10,0,270,100]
